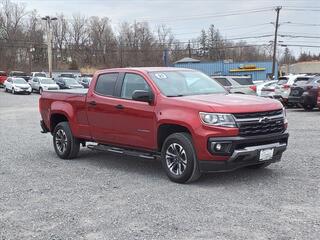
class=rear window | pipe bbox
[277,77,288,85]
[213,78,232,86]
[232,78,253,85]
[294,77,311,85]
[95,73,118,96]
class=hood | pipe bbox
[172,93,283,113]
[14,83,30,88]
[41,83,58,87]
[68,84,83,88]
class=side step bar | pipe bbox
[87,144,160,160]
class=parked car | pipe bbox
[30,77,60,94]
[39,67,288,183]
[0,71,7,87]
[59,73,76,78]
[55,77,84,89]
[31,72,47,78]
[273,74,313,105]
[288,77,320,110]
[8,71,31,82]
[4,77,32,94]
[256,80,277,97]
[78,76,92,88]
[211,75,257,95]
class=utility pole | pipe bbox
[272,6,282,79]
[188,40,191,58]
[42,16,57,78]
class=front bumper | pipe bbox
[200,132,289,172]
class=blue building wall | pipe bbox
[174,61,278,81]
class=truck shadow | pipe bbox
[75,148,283,185]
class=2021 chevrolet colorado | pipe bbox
[39,67,289,183]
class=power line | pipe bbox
[137,8,272,23]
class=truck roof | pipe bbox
[98,67,194,74]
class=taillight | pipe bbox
[250,85,257,92]
[283,84,290,89]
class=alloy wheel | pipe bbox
[165,143,188,176]
[55,129,68,153]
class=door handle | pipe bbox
[115,104,124,110]
[88,101,97,106]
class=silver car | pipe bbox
[211,76,257,95]
[30,77,59,94]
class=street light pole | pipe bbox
[271,6,282,79]
[42,16,57,78]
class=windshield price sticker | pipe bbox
[155,73,167,79]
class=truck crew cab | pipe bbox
[39,67,289,183]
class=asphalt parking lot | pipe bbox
[0,91,319,240]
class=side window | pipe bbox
[34,78,38,82]
[214,78,232,86]
[95,73,118,96]
[121,73,151,99]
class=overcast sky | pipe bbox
[13,0,320,57]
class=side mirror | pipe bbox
[132,90,154,103]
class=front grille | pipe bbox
[234,109,285,137]
[233,109,282,119]
[21,87,29,90]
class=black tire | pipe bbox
[5,87,7,92]
[39,88,43,95]
[12,88,15,94]
[303,104,315,111]
[53,121,80,159]
[161,132,201,183]
[246,162,271,169]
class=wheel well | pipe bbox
[157,124,191,151]
[50,114,68,131]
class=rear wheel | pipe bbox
[53,122,80,159]
[246,162,271,169]
[161,133,201,183]
[303,104,315,111]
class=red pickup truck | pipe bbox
[39,67,289,183]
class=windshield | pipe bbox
[82,77,92,83]
[12,72,27,76]
[40,78,55,84]
[277,77,288,85]
[13,78,27,84]
[63,78,79,84]
[149,71,226,97]
[61,74,75,78]
[35,73,46,77]
[232,77,253,85]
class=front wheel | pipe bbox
[12,88,15,94]
[161,133,201,183]
[53,122,80,159]
[39,88,43,95]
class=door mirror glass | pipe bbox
[132,90,154,103]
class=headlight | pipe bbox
[199,112,237,128]
[282,107,288,125]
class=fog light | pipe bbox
[215,143,222,151]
